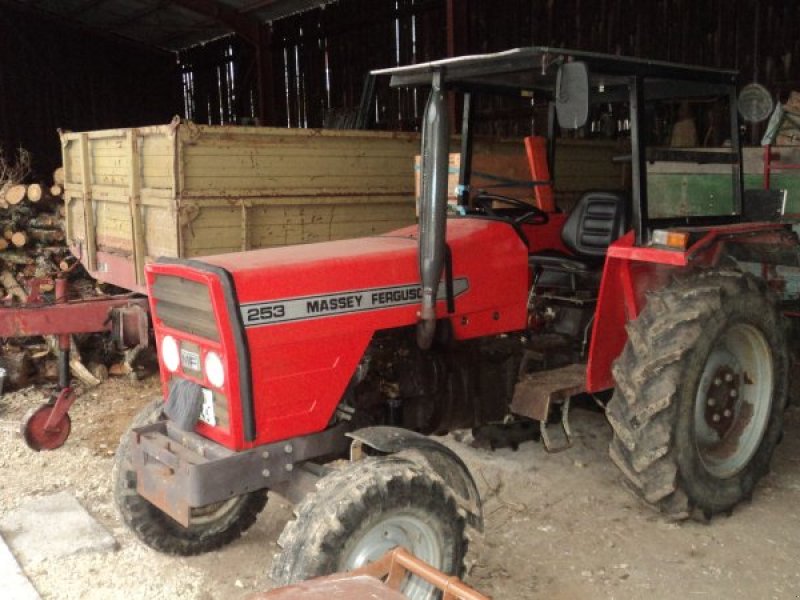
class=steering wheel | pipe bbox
[475,192,549,225]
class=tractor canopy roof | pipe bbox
[376,47,749,244]
[373,46,738,100]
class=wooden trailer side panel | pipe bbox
[62,125,179,292]
[175,125,419,258]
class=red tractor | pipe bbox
[114,47,795,593]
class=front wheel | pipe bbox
[607,270,788,519]
[113,399,268,555]
[270,455,468,599]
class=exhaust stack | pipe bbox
[417,72,450,350]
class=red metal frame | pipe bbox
[586,222,791,391]
[0,293,149,338]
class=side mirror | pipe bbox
[555,62,589,129]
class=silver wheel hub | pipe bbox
[342,511,443,600]
[694,323,773,478]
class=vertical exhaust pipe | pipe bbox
[417,72,449,350]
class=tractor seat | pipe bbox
[529,191,627,274]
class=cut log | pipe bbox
[26,183,43,203]
[10,231,26,247]
[28,213,63,229]
[2,228,12,241]
[53,166,65,185]
[0,349,33,389]
[45,335,102,387]
[49,184,63,197]
[0,269,27,302]
[59,255,78,271]
[0,238,7,251]
[4,184,26,205]
[0,251,34,265]
[88,362,109,382]
[27,227,64,244]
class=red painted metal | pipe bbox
[147,218,530,450]
[521,212,570,254]
[524,136,556,212]
[586,221,792,391]
[764,144,800,191]
[0,294,149,338]
[69,245,147,294]
[22,398,73,451]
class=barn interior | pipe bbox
[1,1,800,599]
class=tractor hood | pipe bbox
[200,217,529,340]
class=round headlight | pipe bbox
[204,351,225,388]
[161,335,180,372]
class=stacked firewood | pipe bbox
[0,164,120,390]
[0,167,71,302]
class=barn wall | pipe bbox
[0,3,181,179]
[180,0,800,135]
[273,0,800,130]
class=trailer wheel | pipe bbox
[113,399,267,555]
[607,270,788,520]
[271,456,467,599]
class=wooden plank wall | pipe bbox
[180,0,800,142]
[270,0,800,137]
[0,3,181,180]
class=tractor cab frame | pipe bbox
[378,46,750,242]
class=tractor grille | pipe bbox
[151,275,220,341]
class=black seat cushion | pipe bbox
[528,191,627,274]
[561,191,628,257]
[528,249,596,273]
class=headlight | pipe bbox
[161,335,180,372]
[204,351,225,388]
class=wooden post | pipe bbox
[79,133,97,271]
[446,0,468,133]
[127,130,146,286]
[256,24,275,126]
[241,200,252,251]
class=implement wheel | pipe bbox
[22,404,71,451]
[113,399,268,555]
[607,270,788,519]
[271,456,467,600]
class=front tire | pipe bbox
[113,399,268,555]
[270,455,468,599]
[607,270,788,519]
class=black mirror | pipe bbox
[555,62,589,129]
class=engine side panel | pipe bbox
[197,218,529,446]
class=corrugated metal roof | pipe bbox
[8,0,338,51]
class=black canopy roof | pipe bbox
[374,46,739,100]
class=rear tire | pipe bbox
[113,399,268,555]
[271,455,467,599]
[607,270,788,519]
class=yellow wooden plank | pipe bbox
[128,130,146,285]
[79,133,97,271]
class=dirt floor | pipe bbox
[2,376,800,599]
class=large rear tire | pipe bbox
[113,399,268,555]
[270,455,468,600]
[607,270,788,519]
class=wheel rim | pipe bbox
[188,497,240,526]
[342,511,443,600]
[693,322,774,478]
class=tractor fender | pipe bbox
[347,426,484,532]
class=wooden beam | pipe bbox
[111,1,170,30]
[67,0,113,18]
[166,0,261,45]
[446,0,468,132]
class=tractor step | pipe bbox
[511,363,586,452]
